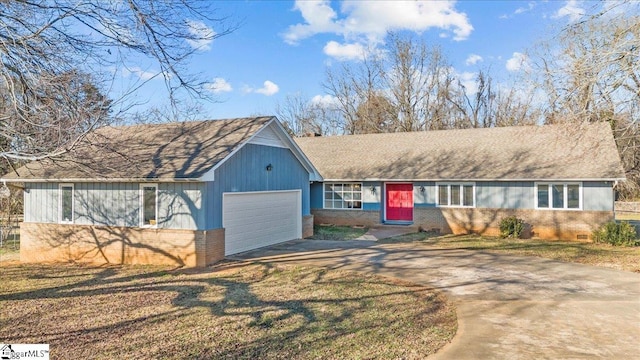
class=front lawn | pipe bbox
[310,225,368,240]
[0,262,456,359]
[382,233,640,272]
[0,237,19,263]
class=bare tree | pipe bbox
[324,52,384,134]
[323,33,539,135]
[276,94,343,136]
[531,1,640,198]
[0,1,235,164]
[354,93,395,133]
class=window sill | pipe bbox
[535,207,583,211]
[436,205,476,209]
[322,208,363,211]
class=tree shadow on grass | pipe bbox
[0,260,454,359]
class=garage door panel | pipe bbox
[223,190,301,255]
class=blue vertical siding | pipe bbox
[205,143,310,229]
[476,181,535,209]
[158,183,205,229]
[310,182,323,209]
[24,183,59,223]
[25,182,205,229]
[75,182,139,226]
[583,181,614,211]
[363,181,382,210]
[413,181,436,207]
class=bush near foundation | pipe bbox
[499,216,525,239]
[592,221,638,246]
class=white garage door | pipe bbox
[223,190,302,256]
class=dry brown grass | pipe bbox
[382,233,640,272]
[0,261,456,359]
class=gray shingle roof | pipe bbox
[4,116,274,181]
[295,122,625,181]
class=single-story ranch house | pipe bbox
[3,116,321,267]
[295,122,625,240]
[2,117,625,266]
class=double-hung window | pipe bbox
[59,184,74,223]
[437,183,475,207]
[324,183,362,209]
[536,183,581,210]
[140,184,158,226]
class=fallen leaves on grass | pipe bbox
[383,233,640,272]
[0,262,456,359]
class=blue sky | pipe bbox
[118,0,596,120]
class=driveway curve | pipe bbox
[235,239,640,359]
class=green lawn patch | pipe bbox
[0,262,456,359]
[310,225,368,240]
[382,233,640,273]
[0,237,19,261]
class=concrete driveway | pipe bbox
[235,239,640,359]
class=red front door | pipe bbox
[386,183,413,221]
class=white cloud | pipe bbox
[284,1,341,44]
[246,80,280,96]
[553,0,585,22]
[456,71,478,96]
[323,41,367,61]
[283,0,473,60]
[204,78,232,94]
[465,54,483,66]
[311,94,340,107]
[506,52,529,72]
[123,67,159,81]
[515,2,535,14]
[185,20,215,51]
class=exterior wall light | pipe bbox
[419,186,425,193]
[266,164,273,171]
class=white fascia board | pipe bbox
[0,177,203,183]
[320,177,625,182]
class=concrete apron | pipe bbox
[234,239,640,360]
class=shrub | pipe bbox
[499,216,525,239]
[592,221,638,246]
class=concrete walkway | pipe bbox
[354,225,416,240]
[235,239,640,359]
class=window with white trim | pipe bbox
[59,184,74,223]
[324,183,362,209]
[140,184,158,226]
[536,183,581,210]
[437,183,475,207]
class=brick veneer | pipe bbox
[20,222,225,267]
[312,209,380,226]
[302,215,314,238]
[312,208,614,241]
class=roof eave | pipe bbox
[318,177,626,182]
[0,177,204,183]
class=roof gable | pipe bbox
[3,117,280,181]
[199,118,322,182]
[295,123,625,181]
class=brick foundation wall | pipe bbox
[20,223,225,267]
[312,208,613,241]
[615,201,640,213]
[312,209,380,226]
[302,215,314,238]
[195,228,225,267]
[417,208,613,241]
[615,201,640,219]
